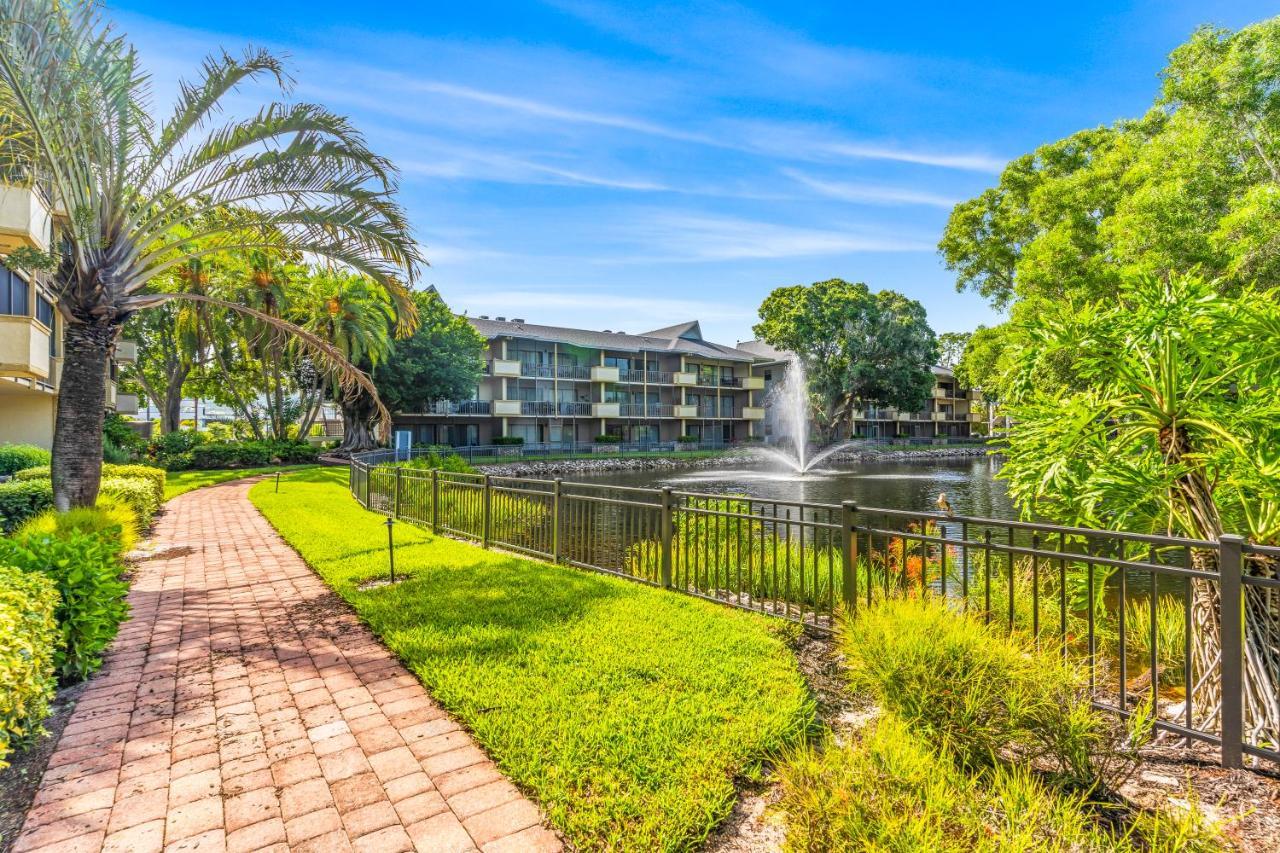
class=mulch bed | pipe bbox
[0,682,88,853]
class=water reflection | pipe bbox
[573,455,1016,520]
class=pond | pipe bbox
[571,454,1017,521]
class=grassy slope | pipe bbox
[250,468,812,851]
[164,464,319,500]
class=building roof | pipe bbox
[465,316,761,362]
[734,338,793,363]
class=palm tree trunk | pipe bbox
[337,388,379,454]
[52,322,116,509]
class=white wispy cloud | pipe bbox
[782,169,959,208]
[823,143,1006,174]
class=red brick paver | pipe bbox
[15,479,561,853]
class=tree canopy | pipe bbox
[753,279,938,437]
[375,290,486,414]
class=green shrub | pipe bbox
[594,434,622,443]
[0,531,129,682]
[677,435,700,443]
[102,464,165,506]
[183,439,319,471]
[17,498,141,554]
[777,717,1222,853]
[0,443,50,476]
[102,437,131,464]
[492,436,524,445]
[0,479,54,534]
[840,597,1145,789]
[388,452,476,474]
[0,564,58,769]
[100,476,161,528]
[103,412,146,453]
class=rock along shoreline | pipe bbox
[476,444,994,478]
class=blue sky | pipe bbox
[113,0,1274,343]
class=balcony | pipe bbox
[114,339,137,364]
[493,399,522,416]
[674,404,697,418]
[0,315,51,380]
[742,406,765,421]
[592,402,620,418]
[590,365,620,383]
[105,379,116,409]
[0,185,52,253]
[673,372,697,386]
[619,403,674,417]
[741,376,765,390]
[557,365,591,380]
[717,376,743,388]
[933,412,948,421]
[557,402,591,416]
[520,400,556,416]
[490,359,521,378]
[520,363,555,379]
[115,393,139,415]
[969,411,986,423]
[619,369,675,384]
[424,400,492,416]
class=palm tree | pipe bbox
[297,269,408,453]
[0,0,421,508]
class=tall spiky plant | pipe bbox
[0,0,421,507]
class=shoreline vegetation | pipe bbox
[474,442,991,477]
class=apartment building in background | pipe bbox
[0,179,136,449]
[392,317,768,446]
[736,339,990,441]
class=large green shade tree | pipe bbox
[0,0,420,508]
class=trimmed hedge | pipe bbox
[176,439,319,471]
[100,477,161,528]
[15,463,165,507]
[0,530,129,682]
[0,564,58,769]
[0,479,54,534]
[0,443,49,477]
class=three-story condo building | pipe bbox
[0,179,136,449]
[392,317,768,446]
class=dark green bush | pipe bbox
[0,479,54,534]
[148,429,206,468]
[103,411,146,453]
[594,434,622,443]
[0,443,50,476]
[183,439,319,471]
[0,530,129,682]
[677,435,700,443]
[492,436,524,445]
[0,564,58,769]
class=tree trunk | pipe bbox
[336,389,379,455]
[161,368,186,433]
[52,321,117,509]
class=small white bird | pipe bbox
[936,493,954,516]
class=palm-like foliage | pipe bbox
[999,272,1280,753]
[0,0,422,506]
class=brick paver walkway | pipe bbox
[14,478,561,853]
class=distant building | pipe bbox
[391,317,768,446]
[0,180,135,449]
[735,339,991,441]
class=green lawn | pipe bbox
[164,464,321,499]
[249,468,812,851]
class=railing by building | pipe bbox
[349,450,1279,770]
[618,403,675,417]
[378,439,732,463]
[424,400,492,415]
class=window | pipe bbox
[36,292,54,328]
[0,263,29,316]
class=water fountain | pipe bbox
[752,357,853,475]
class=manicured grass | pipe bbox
[250,468,812,851]
[164,464,320,499]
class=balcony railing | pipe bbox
[619,369,675,384]
[426,400,492,415]
[520,400,556,416]
[695,405,734,418]
[558,365,591,380]
[618,403,675,417]
[521,364,555,378]
[558,402,591,416]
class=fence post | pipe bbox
[363,464,370,508]
[841,502,857,615]
[482,474,492,549]
[1219,533,1245,769]
[393,467,402,519]
[552,479,563,563]
[431,468,440,534]
[660,487,674,589]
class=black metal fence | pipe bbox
[349,452,1279,769]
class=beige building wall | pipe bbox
[0,382,57,449]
